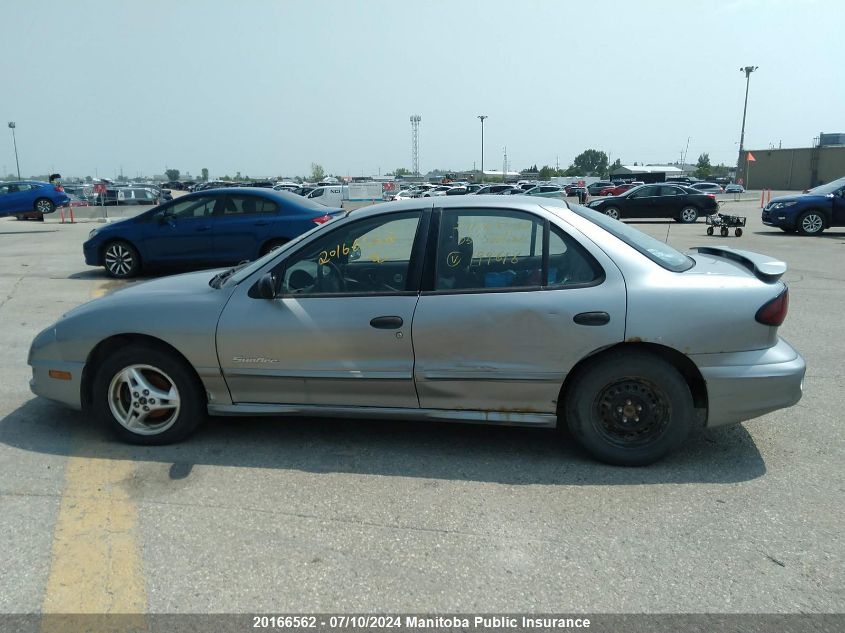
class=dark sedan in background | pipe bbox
[587,183,719,222]
[83,188,339,278]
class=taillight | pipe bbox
[756,287,789,326]
[54,185,64,192]
[706,193,716,199]
[312,214,332,225]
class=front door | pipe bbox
[624,185,661,218]
[217,210,427,407]
[141,195,220,264]
[412,207,626,413]
[832,186,845,225]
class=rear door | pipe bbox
[212,194,277,262]
[411,207,626,413]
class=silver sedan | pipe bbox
[28,197,805,465]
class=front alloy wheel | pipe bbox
[103,241,140,278]
[93,344,205,444]
[604,207,621,220]
[797,211,824,235]
[108,365,181,436]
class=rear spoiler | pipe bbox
[693,246,787,283]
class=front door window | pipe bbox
[278,212,422,295]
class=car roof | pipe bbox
[345,192,572,221]
[179,186,331,209]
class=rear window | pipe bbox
[569,206,694,272]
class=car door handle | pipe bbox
[573,311,610,326]
[196,225,212,231]
[370,316,404,329]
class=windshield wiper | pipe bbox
[209,260,251,288]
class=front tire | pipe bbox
[604,207,621,220]
[564,351,694,466]
[92,344,205,445]
[797,211,824,235]
[679,206,699,223]
[103,240,141,278]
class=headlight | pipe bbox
[88,227,100,238]
[771,201,797,210]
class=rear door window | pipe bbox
[435,209,543,291]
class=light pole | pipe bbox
[737,66,757,181]
[8,122,20,180]
[478,115,487,183]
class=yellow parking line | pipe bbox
[41,455,147,631]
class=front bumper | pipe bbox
[761,207,794,228]
[691,337,805,427]
[28,325,84,410]
[83,239,100,266]
[30,361,85,410]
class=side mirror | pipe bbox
[258,273,276,299]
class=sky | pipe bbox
[2,0,841,180]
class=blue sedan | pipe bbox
[83,188,340,277]
[0,180,71,220]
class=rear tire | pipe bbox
[34,198,55,217]
[706,226,714,236]
[797,211,824,236]
[564,351,694,466]
[260,238,288,256]
[679,206,699,223]
[92,344,205,445]
[103,240,141,278]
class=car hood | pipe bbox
[62,269,230,319]
[769,193,827,205]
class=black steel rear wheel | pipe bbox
[564,351,694,466]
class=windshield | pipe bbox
[806,176,845,195]
[568,205,694,272]
[226,215,342,285]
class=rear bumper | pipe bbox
[691,338,805,427]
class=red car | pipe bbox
[600,183,639,197]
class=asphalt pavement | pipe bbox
[0,193,842,616]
